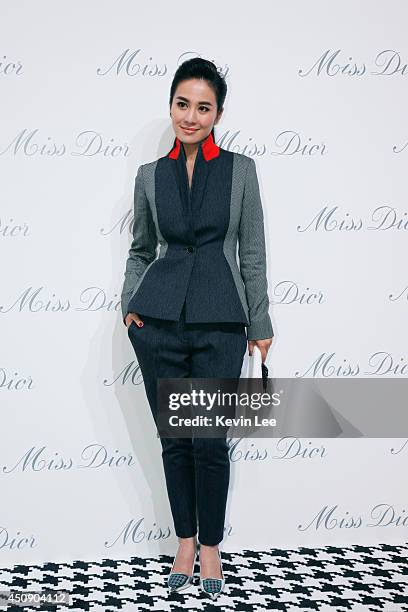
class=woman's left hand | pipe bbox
[248,338,273,362]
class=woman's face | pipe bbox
[170,78,222,144]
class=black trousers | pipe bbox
[127,299,247,545]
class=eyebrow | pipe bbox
[176,95,214,106]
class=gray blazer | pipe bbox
[121,132,273,341]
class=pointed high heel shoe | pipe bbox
[199,546,225,599]
[167,542,198,593]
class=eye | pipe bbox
[176,101,210,112]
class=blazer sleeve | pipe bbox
[121,164,158,325]
[238,157,274,341]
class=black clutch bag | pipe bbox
[261,361,269,391]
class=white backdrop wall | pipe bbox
[1,0,407,567]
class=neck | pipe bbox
[181,131,212,161]
[182,141,199,161]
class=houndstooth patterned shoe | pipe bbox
[167,542,198,593]
[199,546,225,599]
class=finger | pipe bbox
[128,313,144,327]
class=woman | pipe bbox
[121,58,273,599]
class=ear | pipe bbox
[215,108,224,124]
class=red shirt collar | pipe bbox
[168,131,220,161]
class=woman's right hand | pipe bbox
[125,312,144,329]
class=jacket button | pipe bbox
[186,246,195,253]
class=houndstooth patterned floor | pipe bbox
[0,543,407,611]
